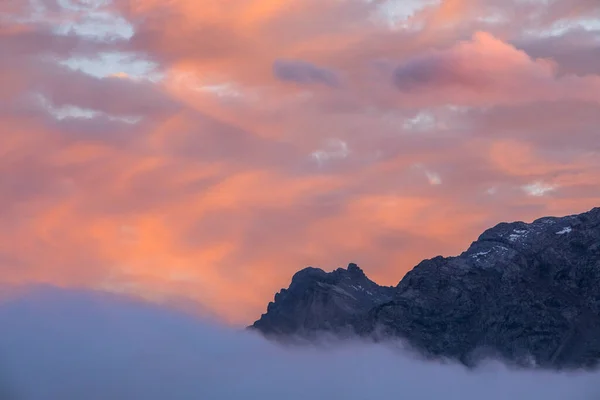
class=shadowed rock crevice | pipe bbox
[251,207,600,369]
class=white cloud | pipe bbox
[52,11,134,41]
[523,17,600,38]
[425,171,442,185]
[35,93,142,124]
[403,111,438,131]
[198,83,243,98]
[412,164,443,185]
[476,12,509,25]
[371,0,441,30]
[56,0,111,11]
[522,182,557,197]
[168,71,254,102]
[8,0,135,41]
[60,52,163,82]
[311,139,350,165]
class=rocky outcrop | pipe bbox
[251,207,600,369]
[252,263,395,337]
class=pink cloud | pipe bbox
[393,31,600,106]
[0,0,598,323]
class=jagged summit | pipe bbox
[252,207,600,369]
[290,263,366,284]
[251,263,394,336]
[347,262,363,273]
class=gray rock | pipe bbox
[250,207,600,369]
[251,263,395,337]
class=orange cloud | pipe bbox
[0,0,599,324]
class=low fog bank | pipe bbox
[0,287,599,400]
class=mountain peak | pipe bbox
[252,207,600,369]
[347,262,364,275]
[290,267,327,284]
[250,263,394,336]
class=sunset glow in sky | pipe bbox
[1,0,599,324]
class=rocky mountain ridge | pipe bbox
[253,263,395,337]
[250,207,600,369]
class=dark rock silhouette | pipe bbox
[252,263,395,337]
[251,207,600,369]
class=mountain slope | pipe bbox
[251,207,600,368]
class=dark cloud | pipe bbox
[273,59,340,87]
[515,29,600,77]
[393,53,489,91]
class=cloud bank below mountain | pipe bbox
[0,287,598,400]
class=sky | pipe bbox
[1,287,600,399]
[0,0,599,324]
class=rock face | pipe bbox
[252,263,395,336]
[250,207,600,369]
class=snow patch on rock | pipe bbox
[556,227,572,235]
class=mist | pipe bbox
[0,287,598,400]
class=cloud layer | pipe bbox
[1,287,600,400]
[0,0,599,322]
